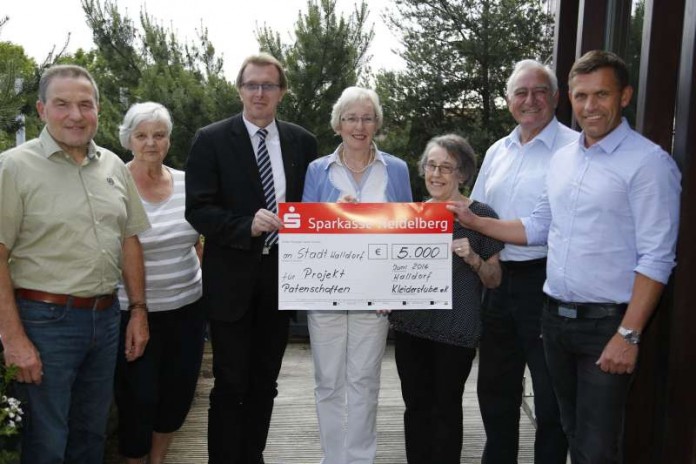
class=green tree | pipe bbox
[0,42,34,149]
[377,0,554,200]
[80,0,239,167]
[0,15,63,151]
[256,0,374,155]
[1,13,75,150]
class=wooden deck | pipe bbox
[106,341,537,463]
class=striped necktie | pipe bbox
[256,128,278,250]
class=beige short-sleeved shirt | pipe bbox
[0,128,150,297]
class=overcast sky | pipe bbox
[2,0,404,80]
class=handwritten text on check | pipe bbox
[278,203,453,310]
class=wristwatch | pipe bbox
[618,326,641,345]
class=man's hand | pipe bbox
[251,208,283,237]
[446,201,479,229]
[596,333,638,374]
[3,334,43,384]
[124,308,149,362]
[0,244,42,384]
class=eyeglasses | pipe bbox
[241,83,282,92]
[424,162,458,175]
[341,115,377,126]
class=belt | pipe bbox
[15,289,115,311]
[501,258,547,270]
[546,297,627,319]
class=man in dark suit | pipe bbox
[185,53,317,464]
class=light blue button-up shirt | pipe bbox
[522,119,681,303]
[471,118,577,261]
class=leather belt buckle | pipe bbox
[558,305,578,319]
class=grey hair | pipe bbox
[330,86,384,133]
[505,59,559,97]
[418,134,478,187]
[39,64,100,104]
[118,102,173,150]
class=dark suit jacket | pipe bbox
[185,113,317,322]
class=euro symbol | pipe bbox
[375,248,382,256]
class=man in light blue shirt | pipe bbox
[471,59,575,464]
[449,50,681,463]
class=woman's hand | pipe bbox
[452,238,480,269]
[453,238,502,288]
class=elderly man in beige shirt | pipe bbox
[0,64,150,464]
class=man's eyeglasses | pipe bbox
[241,83,282,92]
[424,162,458,175]
[341,116,377,126]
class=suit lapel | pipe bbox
[229,115,266,205]
[277,120,298,201]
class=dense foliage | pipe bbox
[257,0,374,156]
[375,0,554,199]
[76,0,239,167]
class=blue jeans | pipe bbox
[14,297,120,464]
[541,308,632,464]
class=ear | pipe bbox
[620,85,633,109]
[36,100,46,122]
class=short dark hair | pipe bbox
[569,50,630,89]
[39,64,100,104]
[235,53,288,90]
[418,134,478,187]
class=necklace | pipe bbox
[340,145,376,174]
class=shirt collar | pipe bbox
[580,118,630,154]
[504,117,560,151]
[243,116,278,140]
[326,143,386,171]
[39,127,100,160]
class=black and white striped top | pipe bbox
[118,168,202,312]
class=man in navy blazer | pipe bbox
[185,53,317,464]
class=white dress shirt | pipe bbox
[244,117,287,204]
[471,117,577,261]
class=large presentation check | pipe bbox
[278,202,453,310]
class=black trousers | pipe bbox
[477,260,567,464]
[115,300,206,458]
[394,330,476,464]
[542,309,632,464]
[207,254,290,464]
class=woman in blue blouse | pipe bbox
[302,86,412,464]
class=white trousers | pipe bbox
[307,310,389,464]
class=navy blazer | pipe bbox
[185,113,317,321]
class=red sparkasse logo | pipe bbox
[278,202,453,234]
